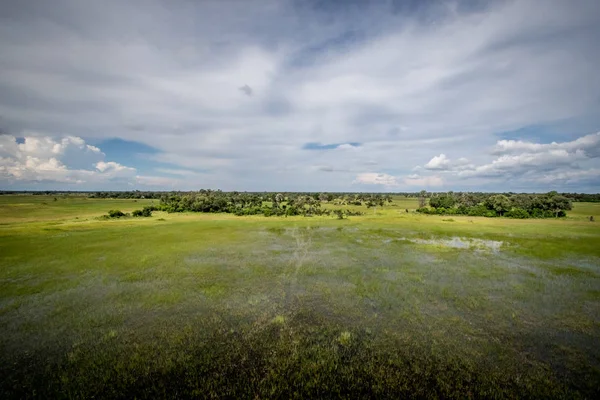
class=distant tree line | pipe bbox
[1,190,598,203]
[156,191,365,218]
[417,191,573,218]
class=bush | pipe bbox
[132,207,153,217]
[505,208,529,219]
[108,210,126,218]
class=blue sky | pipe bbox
[0,0,599,192]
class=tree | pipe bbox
[429,193,456,209]
[418,190,427,208]
[275,193,284,206]
[487,195,511,216]
[333,209,345,219]
[458,193,479,208]
[509,194,533,212]
[548,195,572,217]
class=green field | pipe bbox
[1,195,600,398]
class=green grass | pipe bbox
[1,195,600,398]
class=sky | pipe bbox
[0,0,599,192]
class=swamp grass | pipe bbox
[0,196,599,398]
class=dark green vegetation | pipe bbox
[3,190,599,203]
[158,191,370,217]
[417,191,573,218]
[131,207,153,218]
[1,194,599,398]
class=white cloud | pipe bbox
[455,157,470,166]
[413,132,600,188]
[403,174,444,187]
[336,143,360,151]
[0,0,599,191]
[424,154,451,170]
[0,135,138,186]
[155,168,203,177]
[537,168,600,184]
[493,132,600,157]
[95,161,136,177]
[353,173,398,187]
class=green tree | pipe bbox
[487,195,511,216]
[429,193,456,209]
[548,195,572,217]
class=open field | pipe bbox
[1,195,600,398]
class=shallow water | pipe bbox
[398,236,504,252]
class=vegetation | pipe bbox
[417,191,572,218]
[106,209,128,218]
[157,191,366,217]
[132,206,154,218]
[0,194,599,398]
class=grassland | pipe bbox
[1,195,600,398]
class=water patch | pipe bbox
[397,236,504,252]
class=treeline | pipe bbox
[561,193,600,202]
[157,192,365,218]
[90,190,395,204]
[1,190,599,203]
[417,191,572,218]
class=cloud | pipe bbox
[155,168,204,177]
[353,172,398,187]
[0,0,599,191]
[95,161,136,177]
[403,174,444,187]
[537,168,600,184]
[0,134,140,187]
[135,175,182,188]
[492,132,600,158]
[424,154,451,170]
[412,131,600,189]
[336,143,361,150]
[239,84,253,96]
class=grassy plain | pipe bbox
[1,195,600,398]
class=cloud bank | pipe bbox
[0,0,599,191]
[0,135,179,189]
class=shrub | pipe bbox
[108,210,126,218]
[505,208,529,219]
[132,207,153,217]
[140,207,153,217]
[467,205,489,217]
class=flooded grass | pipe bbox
[1,197,599,398]
[395,236,504,252]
